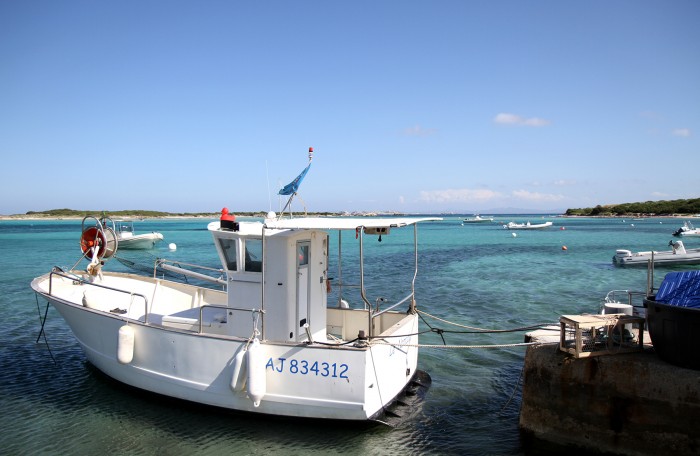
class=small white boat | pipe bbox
[613,240,700,266]
[30,157,439,422]
[103,217,164,249]
[600,289,647,319]
[462,215,494,223]
[672,221,700,237]
[503,221,553,230]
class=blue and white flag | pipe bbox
[278,163,311,196]
[278,147,314,196]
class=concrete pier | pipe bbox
[519,330,700,455]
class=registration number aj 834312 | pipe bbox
[265,357,349,378]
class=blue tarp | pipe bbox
[655,270,700,308]
[278,163,311,196]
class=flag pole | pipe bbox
[279,147,314,218]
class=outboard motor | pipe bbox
[669,240,686,255]
[613,249,632,264]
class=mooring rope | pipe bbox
[370,340,540,349]
[34,295,57,365]
[417,309,556,333]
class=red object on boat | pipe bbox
[220,207,238,231]
[221,207,235,222]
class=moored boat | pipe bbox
[600,289,647,318]
[103,217,164,249]
[672,220,700,237]
[502,221,552,230]
[462,215,494,223]
[30,152,438,421]
[612,240,700,266]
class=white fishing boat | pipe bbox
[502,221,553,230]
[462,215,494,223]
[30,152,438,422]
[672,221,700,237]
[103,217,164,249]
[613,240,700,266]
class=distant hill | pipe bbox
[18,209,342,218]
[565,198,700,216]
[23,209,220,218]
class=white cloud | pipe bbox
[494,113,551,127]
[552,179,576,186]
[403,124,437,136]
[419,188,503,203]
[512,189,564,202]
[419,187,568,205]
[672,128,691,137]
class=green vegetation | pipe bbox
[24,209,219,217]
[566,198,700,216]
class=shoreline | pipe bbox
[0,215,219,221]
[1,214,697,222]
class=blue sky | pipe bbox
[1,1,698,215]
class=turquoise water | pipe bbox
[1,216,697,455]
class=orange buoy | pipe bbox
[562,246,568,251]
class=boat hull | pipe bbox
[118,233,164,249]
[462,216,493,223]
[503,222,552,230]
[612,249,700,266]
[644,298,700,370]
[32,272,421,421]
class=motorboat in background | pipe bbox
[462,215,494,224]
[613,240,700,267]
[672,221,700,237]
[103,217,164,249]
[600,289,647,318]
[503,221,553,230]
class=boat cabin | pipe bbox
[209,220,329,344]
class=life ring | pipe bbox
[80,226,107,260]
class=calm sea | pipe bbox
[1,216,697,455]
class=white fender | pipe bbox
[117,325,135,364]
[230,346,247,392]
[246,338,266,407]
[82,290,92,308]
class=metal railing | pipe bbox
[358,224,419,337]
[155,258,227,286]
[372,293,414,318]
[48,269,265,335]
[193,304,264,335]
[49,269,149,323]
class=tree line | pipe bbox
[565,198,700,216]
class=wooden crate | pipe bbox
[559,314,644,358]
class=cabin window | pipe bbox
[297,244,309,266]
[220,238,238,271]
[244,239,263,272]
